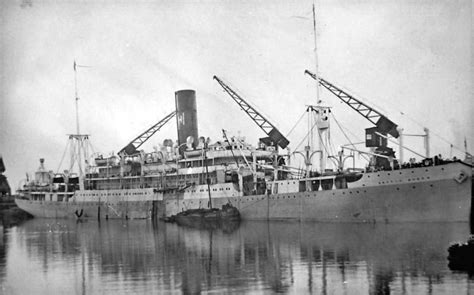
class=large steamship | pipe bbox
[15,72,472,222]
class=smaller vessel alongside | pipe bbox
[166,143,241,227]
[172,203,241,229]
[448,236,474,272]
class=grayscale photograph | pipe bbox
[0,0,472,294]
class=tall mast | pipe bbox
[73,60,83,183]
[312,3,329,173]
[71,60,91,190]
[74,60,80,134]
[312,3,321,105]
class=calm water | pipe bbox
[0,219,472,294]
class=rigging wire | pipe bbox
[330,113,370,162]
[401,113,468,154]
[293,120,319,152]
[56,139,70,173]
[329,78,468,154]
[286,110,306,138]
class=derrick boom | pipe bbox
[119,111,176,156]
[304,70,399,138]
[213,76,289,149]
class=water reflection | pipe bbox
[0,219,472,294]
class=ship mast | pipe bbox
[312,3,331,173]
[70,60,91,190]
[74,61,81,135]
[312,3,321,106]
[295,3,330,175]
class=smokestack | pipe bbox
[175,90,199,153]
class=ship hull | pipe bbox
[15,162,472,222]
[15,199,161,220]
[163,178,471,222]
[165,162,473,222]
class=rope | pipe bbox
[330,113,370,162]
[56,139,70,173]
[286,110,306,138]
[394,107,467,154]
[293,120,319,152]
[326,78,469,155]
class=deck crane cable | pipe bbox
[213,76,290,149]
[306,70,468,155]
[327,74,468,154]
[118,111,176,156]
[305,70,399,138]
[330,112,370,162]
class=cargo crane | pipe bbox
[213,76,290,149]
[304,70,400,170]
[118,111,176,156]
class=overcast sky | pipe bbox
[0,0,472,188]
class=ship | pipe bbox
[15,68,473,222]
[0,156,11,197]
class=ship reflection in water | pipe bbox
[0,220,472,294]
